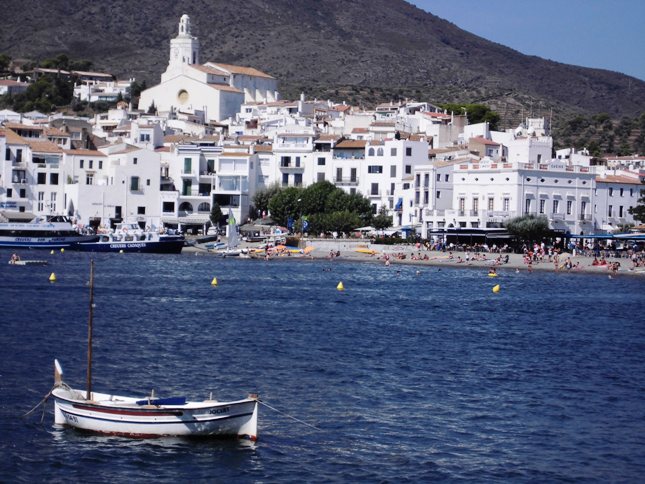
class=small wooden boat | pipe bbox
[51,260,258,439]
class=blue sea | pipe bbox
[1,249,644,482]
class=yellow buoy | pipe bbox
[492,284,500,293]
[49,272,57,282]
[336,281,344,291]
[60,248,65,253]
[211,277,218,286]
[50,250,55,255]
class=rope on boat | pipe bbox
[257,399,322,431]
[22,386,56,419]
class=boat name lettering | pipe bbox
[109,243,146,249]
[62,410,79,423]
[209,406,230,415]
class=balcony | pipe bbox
[550,213,565,221]
[578,214,592,222]
[334,177,358,186]
[279,163,304,172]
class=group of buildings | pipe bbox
[1,15,643,238]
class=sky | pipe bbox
[410,0,645,80]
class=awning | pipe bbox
[394,198,403,210]
[162,215,210,225]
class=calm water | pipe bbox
[0,249,644,482]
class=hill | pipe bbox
[1,0,643,124]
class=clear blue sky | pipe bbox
[410,0,645,80]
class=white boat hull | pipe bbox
[52,387,258,439]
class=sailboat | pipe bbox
[51,260,259,439]
[211,209,246,257]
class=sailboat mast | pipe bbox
[86,259,95,400]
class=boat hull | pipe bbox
[52,388,258,439]
[0,235,97,249]
[74,238,185,254]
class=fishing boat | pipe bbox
[0,215,97,249]
[51,261,259,439]
[74,223,185,254]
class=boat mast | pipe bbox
[86,259,95,400]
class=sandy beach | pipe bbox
[184,239,645,277]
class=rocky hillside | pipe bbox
[2,0,643,122]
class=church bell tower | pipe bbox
[162,14,200,81]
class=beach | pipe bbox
[185,239,645,277]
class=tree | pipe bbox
[268,187,302,226]
[438,103,501,130]
[210,203,223,227]
[0,54,11,72]
[505,215,550,244]
[252,183,281,217]
[373,206,392,230]
[628,192,645,223]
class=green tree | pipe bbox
[0,54,11,72]
[505,215,550,244]
[300,181,337,215]
[210,203,223,227]
[252,183,281,217]
[439,103,501,130]
[372,206,392,230]
[268,187,302,226]
[628,192,645,223]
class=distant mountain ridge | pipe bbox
[1,0,643,121]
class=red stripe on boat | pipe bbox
[72,404,182,417]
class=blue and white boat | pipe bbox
[74,223,185,254]
[0,215,96,249]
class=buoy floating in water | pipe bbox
[60,248,65,253]
[49,272,57,282]
[119,249,124,254]
[50,250,54,255]
[336,281,344,291]
[492,284,500,293]
[211,277,218,286]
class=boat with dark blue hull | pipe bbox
[0,215,97,249]
[74,223,184,254]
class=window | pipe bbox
[368,148,375,156]
[130,176,139,191]
[371,183,379,195]
[608,205,613,217]
[405,165,411,174]
[436,191,441,199]
[6,188,12,198]
[609,187,613,197]
[415,174,421,187]
[553,200,559,213]
[436,173,441,182]
[377,148,383,156]
[86,174,94,185]
[16,149,22,162]
[49,173,58,185]
[50,192,56,212]
[537,154,542,163]
[424,173,429,187]
[79,159,84,169]
[140,134,150,142]
[162,202,175,213]
[99,160,103,169]
[459,197,465,213]
[89,160,93,169]
[539,199,545,214]
[368,165,383,174]
[390,165,396,177]
[294,173,303,186]
[488,198,494,211]
[581,201,587,214]
[390,148,397,156]
[183,158,192,173]
[503,198,510,212]
[473,198,479,213]
[137,206,146,215]
[444,174,449,182]
[317,172,325,182]
[566,200,573,215]
[38,192,44,211]
[619,188,624,197]
[630,188,633,197]
[5,148,10,160]
[525,199,532,214]
[317,157,325,166]
[405,147,412,156]
[336,167,342,182]
[423,191,429,204]
[147,179,151,186]
[282,173,288,186]
[403,183,410,189]
[295,156,301,167]
[37,173,46,184]
[19,188,26,198]
[619,206,624,217]
[133,157,138,165]
[415,191,420,204]
[350,168,357,182]
[182,179,191,195]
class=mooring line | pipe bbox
[258,399,322,431]
[22,386,55,418]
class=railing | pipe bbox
[334,177,358,185]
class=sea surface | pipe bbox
[0,249,644,482]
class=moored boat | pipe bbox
[74,223,184,254]
[50,260,258,439]
[0,215,97,249]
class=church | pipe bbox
[138,15,279,123]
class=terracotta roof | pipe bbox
[335,140,367,149]
[220,152,252,157]
[163,134,190,143]
[316,134,342,142]
[352,127,368,133]
[208,83,243,94]
[334,105,351,112]
[28,140,62,153]
[253,144,273,152]
[371,122,396,127]
[45,128,70,137]
[63,149,106,157]
[0,80,28,86]
[109,144,141,155]
[596,175,642,185]
[469,136,500,146]
[190,64,228,76]
[424,111,451,119]
[155,146,171,152]
[3,122,43,131]
[207,63,274,79]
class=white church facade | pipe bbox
[139,15,279,124]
